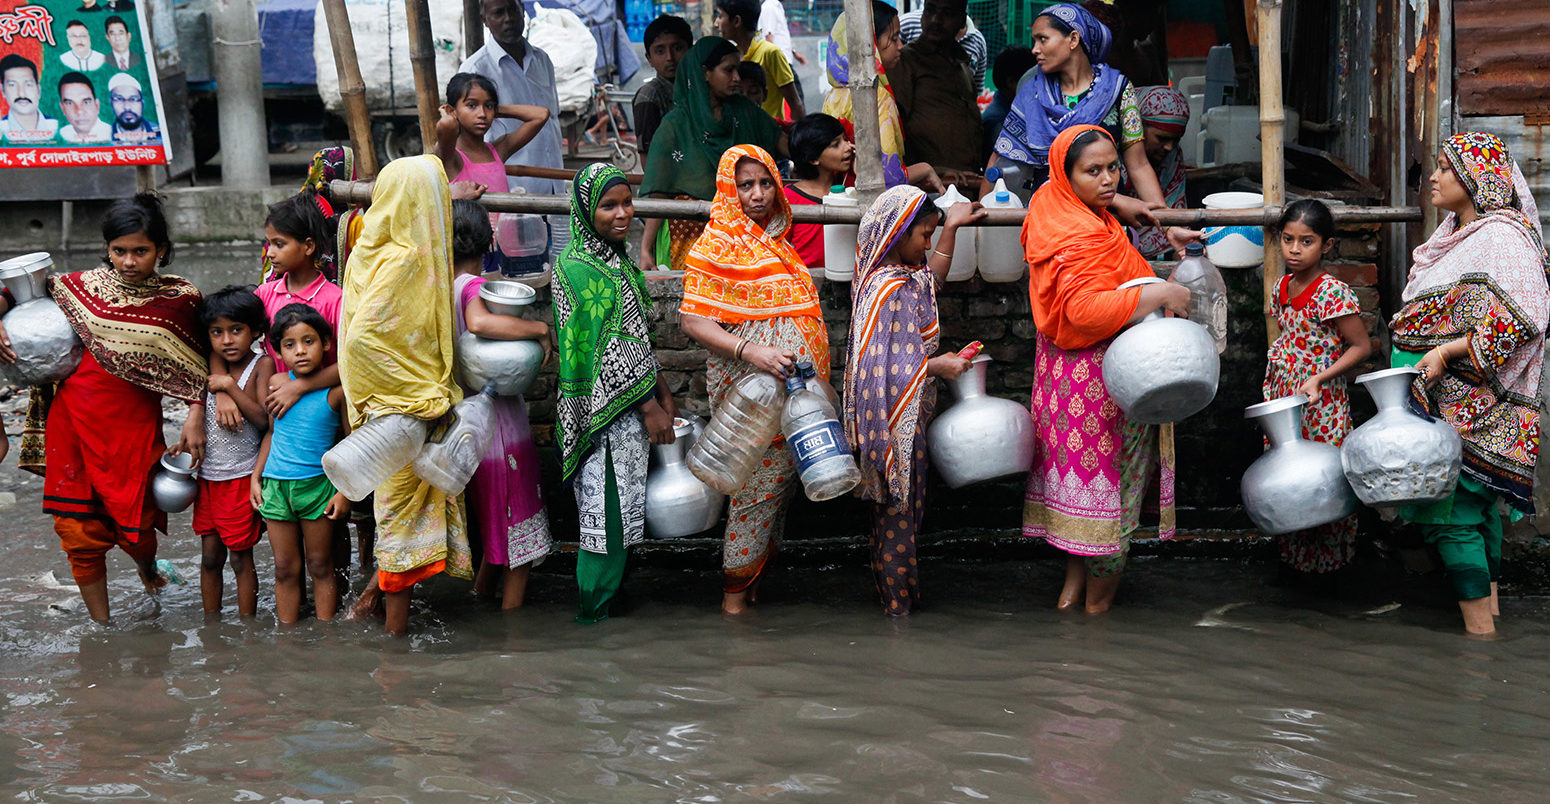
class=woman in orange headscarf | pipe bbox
[680,144,829,615]
[1021,125,1188,614]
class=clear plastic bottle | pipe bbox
[412,385,498,495]
[1171,242,1228,353]
[687,372,787,495]
[782,361,861,501]
[322,413,430,501]
[800,361,841,412]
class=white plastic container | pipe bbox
[322,413,429,501]
[821,185,859,282]
[412,387,498,496]
[687,372,786,494]
[781,365,860,502]
[933,185,978,282]
[1201,191,1265,268]
[977,171,1026,283]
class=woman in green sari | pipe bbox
[552,163,680,623]
[638,36,785,271]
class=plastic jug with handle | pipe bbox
[933,185,978,282]
[977,167,1026,283]
[821,185,859,281]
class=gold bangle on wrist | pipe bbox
[932,249,952,261]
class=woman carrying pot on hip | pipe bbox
[680,144,828,615]
[1020,125,1186,614]
[1390,132,1549,637]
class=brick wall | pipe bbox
[518,230,1384,538]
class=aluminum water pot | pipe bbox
[0,253,82,387]
[645,418,725,538]
[927,356,1035,488]
[1101,277,1219,424]
[456,333,544,396]
[1341,366,1462,505]
[151,452,199,513]
[1241,395,1358,534]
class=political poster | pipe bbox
[0,0,169,168]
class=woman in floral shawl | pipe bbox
[340,155,473,636]
[638,36,784,271]
[1021,126,1186,614]
[844,185,981,616]
[1391,131,1550,636]
[680,144,827,614]
[553,163,678,623]
[7,194,208,622]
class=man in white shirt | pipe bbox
[59,20,107,73]
[105,16,140,71]
[57,72,112,143]
[458,0,569,254]
[0,54,60,142]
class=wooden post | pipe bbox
[842,0,885,205]
[1256,0,1284,347]
[320,0,379,178]
[405,0,440,153]
[463,0,484,56]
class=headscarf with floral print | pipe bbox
[551,162,660,481]
[1443,131,1548,276]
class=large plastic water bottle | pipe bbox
[411,385,498,495]
[821,185,859,282]
[322,413,430,501]
[782,361,861,501]
[977,167,1027,283]
[1171,242,1228,354]
[800,361,841,412]
[687,372,787,494]
[933,185,978,282]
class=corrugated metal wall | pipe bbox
[1454,0,1550,116]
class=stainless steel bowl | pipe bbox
[479,280,537,317]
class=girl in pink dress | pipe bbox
[435,72,551,204]
[451,199,554,608]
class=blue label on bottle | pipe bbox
[788,420,848,473]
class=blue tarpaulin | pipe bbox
[258,0,319,86]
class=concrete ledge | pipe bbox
[161,185,294,244]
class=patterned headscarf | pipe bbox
[1442,131,1548,274]
[845,185,941,504]
[1041,3,1113,63]
[680,144,822,323]
[823,9,908,187]
[1138,85,1189,136]
[551,163,659,481]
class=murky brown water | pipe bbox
[6,251,1550,800]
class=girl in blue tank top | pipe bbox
[251,304,349,624]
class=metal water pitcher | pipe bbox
[1101,277,1219,424]
[1241,395,1359,534]
[1341,367,1462,506]
[151,452,199,513]
[927,356,1035,488]
[0,252,83,387]
[645,418,725,538]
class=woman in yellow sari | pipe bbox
[340,154,473,635]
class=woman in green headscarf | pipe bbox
[553,163,680,623]
[638,36,785,271]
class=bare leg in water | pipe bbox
[1084,573,1122,614]
[1057,555,1086,610]
[385,589,411,636]
[1460,597,1495,636]
[348,573,383,620]
[1491,582,1500,616]
[722,591,748,615]
[501,565,530,610]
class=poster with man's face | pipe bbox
[0,0,168,167]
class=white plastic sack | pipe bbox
[313,0,470,113]
[525,4,597,114]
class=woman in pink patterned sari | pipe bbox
[1020,125,1187,613]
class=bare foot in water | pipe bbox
[347,576,384,620]
[1057,556,1086,610]
[722,591,749,615]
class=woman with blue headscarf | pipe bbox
[985,3,1180,245]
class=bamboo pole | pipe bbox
[320,0,379,178]
[330,180,1421,226]
[463,0,484,56]
[1256,0,1285,347]
[842,0,885,205]
[405,0,440,153]
[507,164,644,184]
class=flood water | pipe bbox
[6,460,1550,801]
[5,251,1550,800]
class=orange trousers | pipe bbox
[54,516,159,586]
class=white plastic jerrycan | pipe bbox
[977,167,1026,283]
[821,185,859,282]
[933,185,978,282]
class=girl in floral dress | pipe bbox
[1262,199,1372,576]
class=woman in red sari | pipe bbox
[10,195,209,622]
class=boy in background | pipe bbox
[714,0,803,121]
[633,15,692,155]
